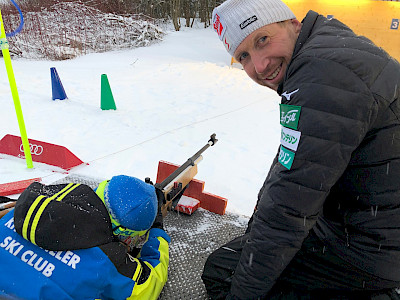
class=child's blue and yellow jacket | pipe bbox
[0,182,170,300]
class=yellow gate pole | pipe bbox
[0,9,33,168]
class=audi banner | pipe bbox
[0,134,85,170]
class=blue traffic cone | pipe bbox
[51,67,68,100]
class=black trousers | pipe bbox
[202,230,400,300]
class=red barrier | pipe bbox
[156,161,227,215]
[0,134,85,170]
[0,177,42,196]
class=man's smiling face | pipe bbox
[234,19,302,91]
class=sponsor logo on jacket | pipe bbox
[279,104,302,169]
[281,126,301,151]
[278,146,295,170]
[281,88,299,101]
[280,104,301,130]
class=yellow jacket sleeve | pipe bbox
[127,228,170,300]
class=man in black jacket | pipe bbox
[202,0,400,299]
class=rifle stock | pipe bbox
[155,134,217,216]
[0,199,16,219]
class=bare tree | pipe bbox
[171,0,181,31]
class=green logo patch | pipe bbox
[278,145,295,170]
[280,104,301,130]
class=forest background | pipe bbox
[0,0,224,60]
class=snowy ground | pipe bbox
[0,25,281,217]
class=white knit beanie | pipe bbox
[212,0,296,57]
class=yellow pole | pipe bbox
[0,9,33,168]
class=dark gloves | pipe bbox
[152,187,165,229]
[145,177,164,229]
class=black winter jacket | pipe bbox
[230,11,400,299]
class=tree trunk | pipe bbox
[171,0,181,31]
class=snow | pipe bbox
[0,25,281,217]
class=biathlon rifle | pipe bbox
[0,196,16,219]
[148,134,218,216]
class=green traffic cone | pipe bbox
[101,74,116,110]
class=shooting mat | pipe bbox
[53,174,249,300]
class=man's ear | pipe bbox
[290,19,302,34]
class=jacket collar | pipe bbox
[292,10,320,58]
[277,10,320,95]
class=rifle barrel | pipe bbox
[156,134,217,190]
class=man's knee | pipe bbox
[202,246,232,284]
[202,248,234,300]
[202,235,248,299]
[203,235,246,280]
